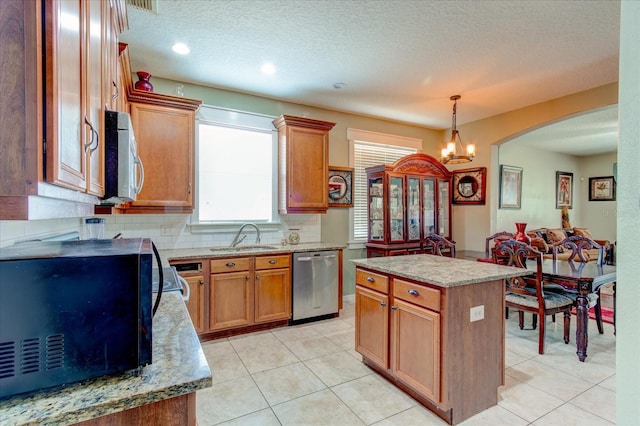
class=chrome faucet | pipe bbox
[230,223,261,247]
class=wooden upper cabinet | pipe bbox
[44,0,88,192]
[273,115,335,214]
[124,94,202,213]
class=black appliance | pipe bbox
[0,238,160,399]
[103,110,144,204]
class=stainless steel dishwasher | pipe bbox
[292,250,339,324]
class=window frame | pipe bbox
[191,106,279,232]
[347,129,421,248]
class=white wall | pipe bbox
[0,214,320,250]
[496,143,617,242]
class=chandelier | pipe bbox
[441,95,475,164]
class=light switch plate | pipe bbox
[470,305,484,322]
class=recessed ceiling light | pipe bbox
[261,63,276,75]
[172,43,190,55]
[333,82,346,89]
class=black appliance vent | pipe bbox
[21,338,41,374]
[0,341,16,379]
[46,334,64,370]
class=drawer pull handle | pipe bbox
[226,262,236,267]
[380,302,386,307]
[269,259,277,264]
[256,275,260,280]
[199,280,204,286]
[408,289,420,296]
[391,306,397,311]
[366,276,375,282]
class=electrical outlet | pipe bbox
[161,225,173,236]
[470,305,484,322]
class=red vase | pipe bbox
[514,222,531,244]
[135,71,153,92]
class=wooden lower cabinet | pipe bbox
[391,299,440,402]
[174,255,291,338]
[183,274,205,334]
[355,267,504,425]
[75,392,196,426]
[255,268,291,323]
[210,270,253,330]
[354,286,389,369]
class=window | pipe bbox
[348,129,421,244]
[195,106,278,225]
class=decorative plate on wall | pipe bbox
[328,166,353,207]
[453,167,487,205]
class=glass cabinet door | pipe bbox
[368,176,384,241]
[407,177,421,241]
[389,175,404,242]
[438,180,450,236]
[422,178,436,236]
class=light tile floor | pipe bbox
[196,297,616,425]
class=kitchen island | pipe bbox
[352,254,530,425]
[0,292,212,426]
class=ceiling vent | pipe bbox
[126,0,158,14]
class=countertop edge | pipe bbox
[0,293,212,426]
[351,255,531,288]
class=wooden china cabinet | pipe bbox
[366,153,452,257]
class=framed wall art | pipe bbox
[589,176,616,201]
[556,171,573,209]
[452,167,487,205]
[328,166,353,207]
[499,165,522,209]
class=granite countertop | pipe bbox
[352,254,531,288]
[161,242,345,264]
[0,293,212,426]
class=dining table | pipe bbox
[528,259,616,362]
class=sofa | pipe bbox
[527,227,613,264]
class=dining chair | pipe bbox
[483,231,514,259]
[551,235,611,334]
[493,239,574,355]
[423,233,456,257]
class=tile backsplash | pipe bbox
[0,214,321,249]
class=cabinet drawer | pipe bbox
[393,278,440,312]
[255,255,290,270]
[356,268,389,294]
[210,257,251,274]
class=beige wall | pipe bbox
[440,83,618,251]
[496,144,617,242]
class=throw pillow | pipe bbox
[573,227,594,240]
[546,228,566,244]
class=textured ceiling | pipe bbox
[120,0,620,155]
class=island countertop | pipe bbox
[0,292,212,426]
[352,254,530,287]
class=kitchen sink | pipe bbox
[210,245,279,253]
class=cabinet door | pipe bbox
[368,176,384,243]
[355,286,389,369]
[254,268,291,323]
[284,126,328,212]
[407,176,421,242]
[388,175,404,242]
[45,0,86,191]
[437,180,451,237]
[391,299,441,402]
[210,272,253,330]
[129,103,194,210]
[423,178,436,236]
[85,0,104,196]
[183,275,205,334]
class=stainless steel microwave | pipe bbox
[0,238,158,399]
[103,110,144,204]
